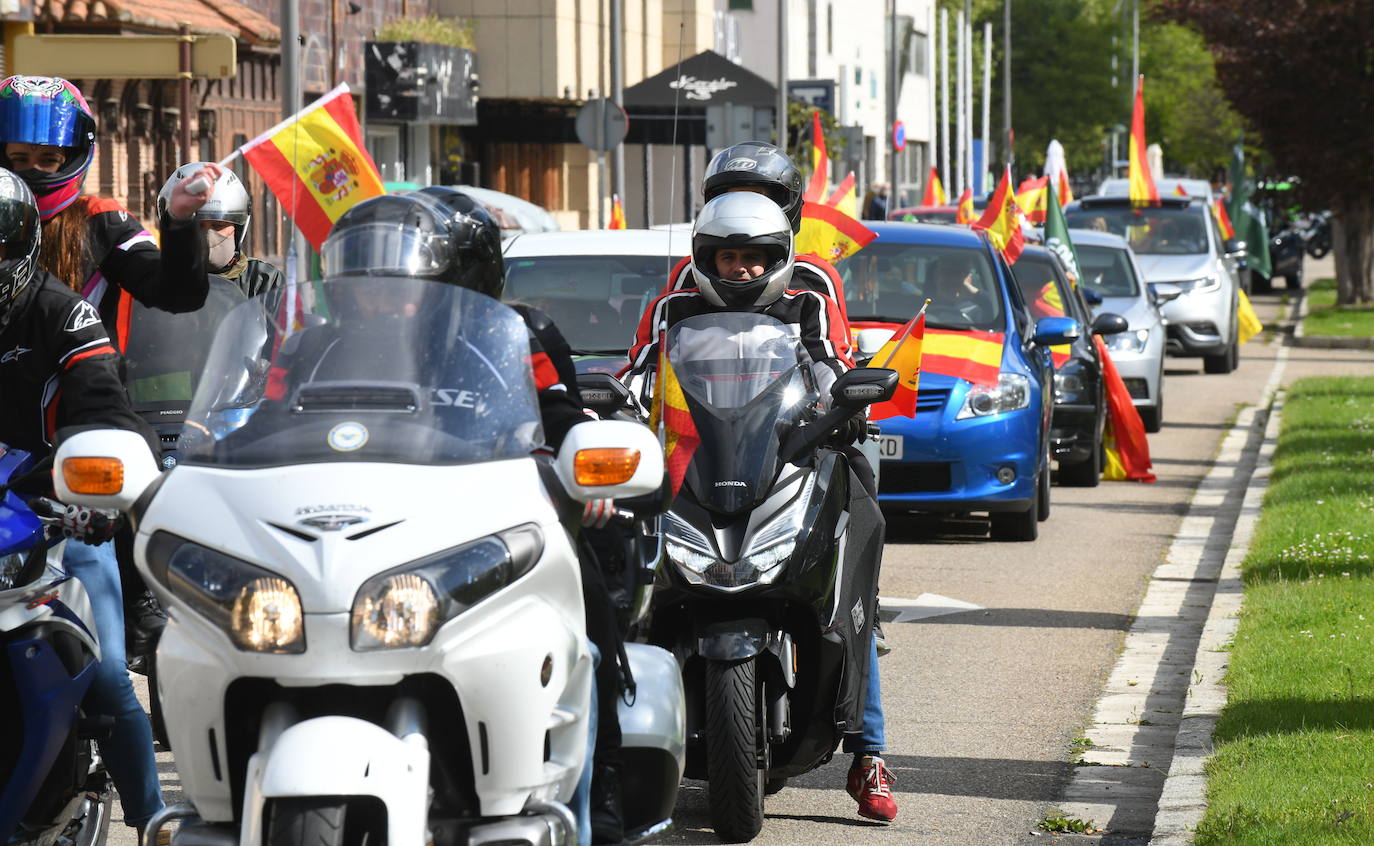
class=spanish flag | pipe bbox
[1237,290,1263,345]
[1016,175,1049,224]
[796,200,877,263]
[867,303,928,420]
[804,109,829,203]
[956,188,976,224]
[1172,183,1189,197]
[922,166,947,207]
[827,172,858,219]
[1029,282,1071,367]
[1212,199,1235,240]
[1098,337,1155,482]
[972,166,1026,265]
[921,329,1003,386]
[649,346,701,498]
[609,193,627,229]
[239,83,384,250]
[1128,76,1159,207]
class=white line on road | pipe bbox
[879,593,985,623]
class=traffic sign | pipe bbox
[892,120,907,152]
[575,98,629,152]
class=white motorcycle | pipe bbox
[55,277,684,846]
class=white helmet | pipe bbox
[689,191,795,309]
[157,162,252,251]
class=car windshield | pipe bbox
[179,277,543,468]
[838,242,1003,331]
[1012,256,1070,320]
[503,254,667,354]
[1076,244,1141,297]
[1064,205,1208,256]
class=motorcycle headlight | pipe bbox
[957,373,1032,420]
[1106,328,1150,354]
[351,525,543,651]
[663,479,810,589]
[1170,276,1221,294]
[146,531,305,654]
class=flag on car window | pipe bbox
[239,83,384,250]
[922,166,947,207]
[796,200,878,264]
[1015,175,1049,224]
[1237,290,1263,345]
[1043,181,1083,282]
[1098,337,1155,482]
[971,166,1026,264]
[867,303,928,420]
[609,194,627,229]
[1212,199,1236,240]
[1128,76,1159,207]
[956,188,976,224]
[650,347,700,498]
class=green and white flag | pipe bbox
[1226,140,1273,280]
[1044,180,1081,282]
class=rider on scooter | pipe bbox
[627,191,899,823]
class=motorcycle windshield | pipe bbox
[179,276,544,468]
[124,276,247,408]
[666,313,815,514]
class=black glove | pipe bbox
[830,412,868,447]
[56,504,122,546]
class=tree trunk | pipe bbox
[1332,200,1374,306]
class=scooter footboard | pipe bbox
[240,716,429,846]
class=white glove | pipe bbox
[580,499,615,529]
[59,504,121,545]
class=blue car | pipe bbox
[838,223,1081,541]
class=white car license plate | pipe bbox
[876,434,903,460]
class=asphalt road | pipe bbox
[111,269,1374,846]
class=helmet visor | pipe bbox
[321,223,451,277]
[0,90,93,147]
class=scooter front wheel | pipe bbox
[705,658,765,842]
[266,798,354,846]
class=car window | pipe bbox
[837,243,1003,331]
[1012,257,1072,322]
[1076,244,1141,297]
[1064,206,1208,256]
[503,254,666,354]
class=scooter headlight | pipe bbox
[146,532,305,654]
[350,524,543,651]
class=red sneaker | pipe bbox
[846,755,898,822]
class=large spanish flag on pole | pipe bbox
[238,83,384,250]
[921,167,947,207]
[1128,76,1159,207]
[796,200,878,263]
[649,342,701,498]
[804,109,829,203]
[867,302,928,420]
[1015,175,1049,224]
[972,166,1026,264]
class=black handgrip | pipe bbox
[780,406,852,464]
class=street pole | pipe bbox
[597,94,607,229]
[1131,0,1139,90]
[281,0,308,283]
[955,7,964,197]
[887,0,896,191]
[777,0,788,149]
[964,8,972,194]
[928,2,936,192]
[940,6,949,193]
[981,21,990,195]
[178,22,192,164]
[1003,0,1012,167]
[610,0,625,210]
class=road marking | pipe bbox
[879,593,984,623]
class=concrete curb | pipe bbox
[1289,284,1374,349]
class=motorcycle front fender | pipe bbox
[694,618,769,661]
[240,716,429,846]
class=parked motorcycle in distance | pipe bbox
[0,445,113,846]
[55,277,681,846]
[1297,210,1332,259]
[642,312,897,842]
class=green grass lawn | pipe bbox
[1303,278,1374,338]
[1196,377,1374,845]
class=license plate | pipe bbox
[876,434,903,460]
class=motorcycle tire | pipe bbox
[705,658,765,842]
[1306,238,1331,260]
[266,798,351,846]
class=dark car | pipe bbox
[1010,247,1127,486]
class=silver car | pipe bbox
[1065,196,1242,375]
[1069,228,1175,432]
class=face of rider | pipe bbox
[201,220,237,271]
[5,143,66,174]
[714,247,769,282]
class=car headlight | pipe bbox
[1106,328,1150,354]
[957,373,1032,419]
[351,524,543,650]
[1170,276,1221,294]
[146,531,305,654]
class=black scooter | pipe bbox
[638,312,895,842]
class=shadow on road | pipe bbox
[894,607,1135,631]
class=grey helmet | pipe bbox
[157,163,252,251]
[689,192,795,309]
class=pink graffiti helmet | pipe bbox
[0,76,97,220]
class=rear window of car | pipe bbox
[838,243,1003,331]
[1064,205,1209,256]
[503,255,665,354]
[1011,256,1072,321]
[1076,244,1141,297]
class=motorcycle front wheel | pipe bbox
[705,658,765,842]
[266,797,381,846]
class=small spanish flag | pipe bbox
[1098,337,1155,482]
[922,167,947,207]
[1016,175,1050,225]
[1212,199,1235,240]
[956,188,976,224]
[239,83,384,250]
[972,166,1026,265]
[1128,76,1159,207]
[608,194,626,229]
[867,303,928,420]
[649,345,701,498]
[1237,289,1263,345]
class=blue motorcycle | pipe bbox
[0,444,112,846]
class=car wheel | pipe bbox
[991,481,1040,541]
[1252,272,1273,294]
[1203,334,1237,374]
[1058,443,1102,487]
[1140,401,1163,433]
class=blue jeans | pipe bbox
[842,634,885,756]
[63,540,164,827]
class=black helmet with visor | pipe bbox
[0,168,42,333]
[703,142,805,234]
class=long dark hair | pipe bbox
[38,197,91,292]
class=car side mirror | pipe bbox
[1081,288,1104,306]
[1091,312,1129,336]
[54,429,161,512]
[831,368,898,407]
[855,327,897,358]
[578,372,631,417]
[1031,316,1081,347]
[1150,282,1184,305]
[1224,238,1247,256]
